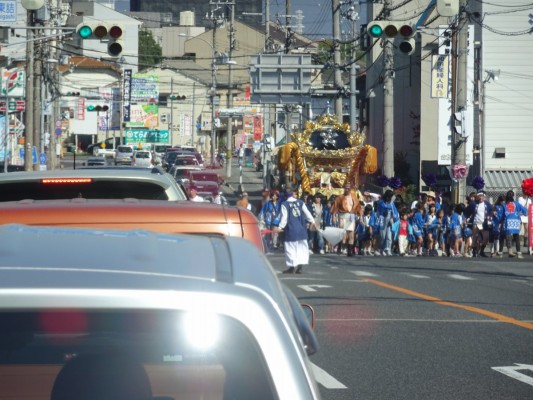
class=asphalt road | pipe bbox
[267,252,533,400]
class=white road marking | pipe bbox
[298,284,332,292]
[350,271,378,277]
[406,274,430,279]
[448,274,474,280]
[311,362,347,389]
[492,364,533,387]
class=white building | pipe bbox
[365,0,533,197]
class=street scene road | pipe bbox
[270,253,533,400]
[206,159,533,399]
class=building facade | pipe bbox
[366,0,533,197]
[130,0,262,27]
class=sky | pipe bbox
[269,0,367,39]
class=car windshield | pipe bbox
[0,310,277,400]
[135,152,150,159]
[117,146,132,153]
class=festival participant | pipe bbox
[275,185,319,274]
[376,189,400,256]
[498,190,527,258]
[330,183,362,257]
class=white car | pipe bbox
[0,224,321,400]
[131,149,154,168]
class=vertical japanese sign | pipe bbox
[77,98,85,120]
[253,115,263,141]
[122,69,132,122]
[431,55,449,98]
[0,0,16,22]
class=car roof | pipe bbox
[0,223,279,299]
[0,168,186,201]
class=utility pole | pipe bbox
[382,0,395,181]
[225,1,235,178]
[24,12,34,171]
[210,17,217,166]
[332,0,343,122]
[191,82,196,149]
[348,5,359,133]
[169,77,173,145]
[451,0,468,203]
[33,29,42,171]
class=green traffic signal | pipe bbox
[86,105,109,112]
[368,23,383,38]
[78,25,93,39]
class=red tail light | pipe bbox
[41,178,93,184]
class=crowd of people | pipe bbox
[254,185,531,260]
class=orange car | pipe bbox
[0,199,264,252]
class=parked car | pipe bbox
[174,154,199,166]
[163,149,204,169]
[153,144,173,159]
[186,171,224,199]
[0,224,320,400]
[169,165,203,184]
[131,149,154,168]
[114,145,134,165]
[0,168,187,201]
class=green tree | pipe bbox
[139,30,162,71]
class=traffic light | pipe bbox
[367,21,416,55]
[86,105,109,112]
[76,22,123,57]
[169,95,186,100]
[107,25,123,57]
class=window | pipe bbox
[0,310,277,400]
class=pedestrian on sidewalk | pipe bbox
[238,144,245,166]
[275,185,319,274]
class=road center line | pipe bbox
[362,278,533,331]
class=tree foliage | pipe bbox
[139,30,162,71]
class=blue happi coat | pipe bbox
[497,201,527,235]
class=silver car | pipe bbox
[0,224,322,400]
[0,168,187,201]
[131,149,154,168]
[114,145,134,165]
